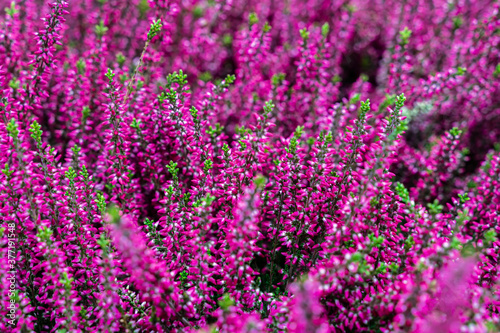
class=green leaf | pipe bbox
[5,2,18,17]
[299,28,310,41]
[321,22,330,38]
[95,20,108,38]
[399,27,412,46]
[104,68,115,83]
[148,19,162,41]
[218,294,234,310]
[248,12,259,27]
[29,120,43,145]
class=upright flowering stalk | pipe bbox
[110,212,193,330]
[231,13,273,124]
[93,233,129,332]
[32,225,82,332]
[25,0,69,125]
[97,69,138,215]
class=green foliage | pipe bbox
[349,93,361,105]
[456,66,467,76]
[386,94,408,141]
[59,272,73,292]
[203,159,213,173]
[484,229,497,244]
[399,27,412,46]
[427,199,443,215]
[248,12,259,27]
[76,59,86,75]
[458,193,470,204]
[239,139,247,151]
[286,134,299,155]
[158,90,176,104]
[96,192,106,215]
[116,53,126,67]
[190,107,199,123]
[148,19,162,41]
[349,252,363,263]
[395,93,406,110]
[119,74,127,84]
[166,70,188,89]
[222,143,230,154]
[405,235,415,251]
[192,6,204,19]
[321,22,330,38]
[65,166,77,182]
[449,127,463,137]
[165,185,174,196]
[332,74,341,83]
[263,100,275,118]
[96,235,109,255]
[222,34,233,47]
[271,73,286,87]
[29,120,43,145]
[494,64,500,78]
[71,145,81,156]
[294,126,304,139]
[2,163,14,179]
[360,99,370,114]
[379,94,396,112]
[167,161,179,182]
[107,205,120,224]
[220,74,236,89]
[461,242,476,257]
[131,118,142,132]
[9,78,20,90]
[343,3,357,13]
[368,234,385,248]
[138,0,149,15]
[453,16,463,30]
[375,263,388,274]
[105,68,115,84]
[467,181,477,189]
[218,294,234,310]
[325,131,333,143]
[456,209,471,227]
[207,123,224,138]
[253,175,267,188]
[358,99,370,124]
[199,71,212,83]
[263,22,272,33]
[450,236,462,250]
[95,20,108,38]
[79,165,89,182]
[6,118,19,140]
[37,226,53,243]
[299,28,310,41]
[344,240,354,248]
[5,2,18,17]
[193,194,216,208]
[486,321,497,332]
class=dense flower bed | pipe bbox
[0,0,499,332]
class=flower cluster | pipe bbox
[0,0,499,332]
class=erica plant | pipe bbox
[1,0,499,332]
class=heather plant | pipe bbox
[0,0,499,332]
